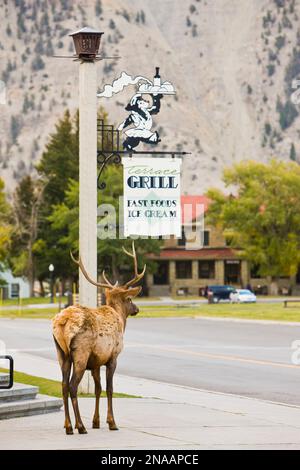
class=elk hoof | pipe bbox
[78,426,88,434]
[109,423,119,431]
[92,421,100,429]
[65,427,74,435]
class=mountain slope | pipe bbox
[0,0,299,194]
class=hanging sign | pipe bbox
[123,157,182,237]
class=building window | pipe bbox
[176,261,192,279]
[199,260,215,279]
[224,260,241,284]
[11,283,20,298]
[203,231,209,246]
[153,261,169,285]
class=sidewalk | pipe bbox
[1,351,300,449]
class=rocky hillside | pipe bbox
[1,0,300,195]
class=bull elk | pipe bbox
[52,242,146,435]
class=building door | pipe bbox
[224,260,241,285]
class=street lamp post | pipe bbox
[69,27,104,308]
[48,263,54,304]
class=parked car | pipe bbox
[206,285,236,303]
[230,289,257,303]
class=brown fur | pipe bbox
[52,285,141,435]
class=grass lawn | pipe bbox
[0,307,59,319]
[0,369,138,398]
[0,296,158,307]
[0,302,300,322]
[1,296,67,306]
[137,302,300,322]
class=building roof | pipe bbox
[181,195,210,223]
[148,247,240,260]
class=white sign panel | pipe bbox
[123,157,182,237]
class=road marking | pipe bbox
[126,342,299,370]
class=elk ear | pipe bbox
[125,286,142,299]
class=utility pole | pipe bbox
[69,27,104,307]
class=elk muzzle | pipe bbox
[130,303,139,316]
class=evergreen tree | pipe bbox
[95,0,103,16]
[37,109,79,206]
[35,110,79,286]
[290,142,297,161]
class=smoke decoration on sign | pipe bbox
[123,158,182,237]
[97,69,175,151]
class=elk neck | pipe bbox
[106,296,128,331]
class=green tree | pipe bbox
[0,178,12,282]
[9,176,44,296]
[206,160,300,294]
[37,109,79,206]
[35,110,79,288]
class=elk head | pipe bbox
[70,242,146,318]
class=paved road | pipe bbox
[1,317,300,405]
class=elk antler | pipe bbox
[122,241,146,288]
[70,251,118,289]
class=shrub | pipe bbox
[276,98,298,130]
[275,35,285,49]
[10,115,23,143]
[95,0,102,16]
[290,142,296,161]
[267,64,276,76]
[31,56,45,71]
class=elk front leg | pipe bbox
[92,367,101,429]
[106,358,118,430]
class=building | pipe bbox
[147,196,296,296]
[0,268,30,299]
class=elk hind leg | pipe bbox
[106,358,118,430]
[53,337,73,435]
[69,352,89,434]
[92,367,101,429]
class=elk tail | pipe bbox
[52,318,70,356]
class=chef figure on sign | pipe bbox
[97,67,176,151]
[118,92,163,150]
